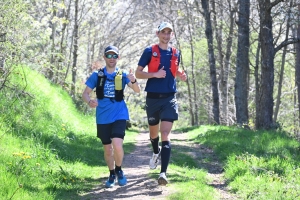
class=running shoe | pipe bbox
[116,170,127,186]
[149,147,161,169]
[105,174,116,188]
[158,172,168,185]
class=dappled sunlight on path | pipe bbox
[80,131,237,200]
[80,131,174,200]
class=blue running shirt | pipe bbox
[85,67,130,124]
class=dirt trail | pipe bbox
[80,131,237,200]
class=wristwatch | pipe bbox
[131,79,137,84]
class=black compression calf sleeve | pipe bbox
[150,136,160,154]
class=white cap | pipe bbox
[158,22,173,32]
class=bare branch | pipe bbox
[274,38,300,53]
[194,1,204,15]
[270,0,285,9]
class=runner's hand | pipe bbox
[127,68,136,82]
[154,66,166,78]
[177,70,187,81]
[88,99,98,108]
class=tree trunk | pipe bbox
[211,0,224,124]
[235,0,250,126]
[273,2,292,122]
[200,0,220,124]
[216,0,235,125]
[49,0,57,82]
[296,3,300,132]
[254,32,261,128]
[172,3,195,126]
[71,0,79,97]
[185,0,198,126]
[59,0,71,86]
[86,21,92,78]
[256,0,275,129]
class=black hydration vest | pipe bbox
[96,68,124,102]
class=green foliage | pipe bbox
[178,38,213,126]
[0,0,33,81]
[0,66,137,199]
[188,125,300,199]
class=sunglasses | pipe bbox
[105,54,118,59]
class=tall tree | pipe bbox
[71,0,79,97]
[184,0,198,125]
[213,0,236,125]
[257,0,300,129]
[49,0,58,81]
[256,0,278,129]
[296,3,300,129]
[235,0,250,126]
[58,0,71,86]
[198,0,220,124]
[273,1,292,122]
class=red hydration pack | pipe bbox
[148,44,179,77]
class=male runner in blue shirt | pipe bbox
[83,45,140,188]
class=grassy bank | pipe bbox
[175,125,300,199]
[0,66,137,199]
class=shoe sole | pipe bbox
[150,149,161,169]
[105,184,114,188]
[150,165,157,169]
[158,177,168,185]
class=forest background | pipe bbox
[2,0,300,134]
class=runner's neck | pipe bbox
[158,43,169,50]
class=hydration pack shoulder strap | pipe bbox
[96,69,106,99]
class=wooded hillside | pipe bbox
[1,0,300,133]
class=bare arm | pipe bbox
[128,81,140,93]
[82,86,98,108]
[135,65,166,79]
[126,68,140,93]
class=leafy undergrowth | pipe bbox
[0,66,137,199]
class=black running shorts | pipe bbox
[97,120,126,145]
[146,93,178,126]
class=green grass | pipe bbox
[0,66,137,199]
[148,130,217,200]
[184,125,300,199]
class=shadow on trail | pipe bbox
[171,134,224,175]
[80,131,168,200]
[80,176,163,200]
